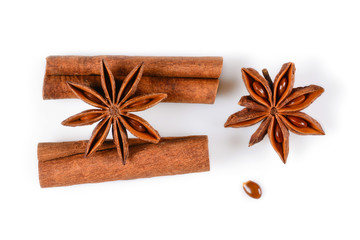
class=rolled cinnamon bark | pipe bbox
[43,56,223,104]
[45,56,223,78]
[38,136,210,188]
[43,75,219,104]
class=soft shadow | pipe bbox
[217,56,249,96]
[298,59,339,132]
[217,79,238,96]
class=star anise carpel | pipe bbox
[224,62,325,163]
[62,59,167,165]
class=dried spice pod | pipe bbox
[268,116,289,161]
[224,108,267,128]
[62,59,167,165]
[279,112,325,135]
[273,62,295,106]
[238,96,268,112]
[242,68,273,107]
[225,62,325,163]
[278,85,325,112]
[249,116,272,146]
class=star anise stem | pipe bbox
[262,68,273,88]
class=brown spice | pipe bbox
[243,180,262,199]
[38,136,210,188]
[62,59,167,165]
[225,62,325,163]
[43,56,223,104]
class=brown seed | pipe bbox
[127,99,150,108]
[274,122,283,143]
[286,95,306,107]
[252,81,267,98]
[277,77,288,98]
[287,116,308,128]
[243,180,262,199]
[127,118,147,132]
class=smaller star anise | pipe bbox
[225,62,325,163]
[62,59,167,165]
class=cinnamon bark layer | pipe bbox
[38,136,210,188]
[43,56,223,104]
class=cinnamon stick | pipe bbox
[38,136,210,188]
[43,75,219,104]
[43,56,223,104]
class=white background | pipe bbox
[1,0,359,239]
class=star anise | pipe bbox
[224,62,325,163]
[62,59,167,165]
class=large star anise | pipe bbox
[62,59,167,165]
[225,62,325,163]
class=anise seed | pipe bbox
[287,116,308,128]
[127,118,147,132]
[252,81,267,98]
[278,77,288,97]
[286,95,306,107]
[243,180,262,199]
[275,123,283,143]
